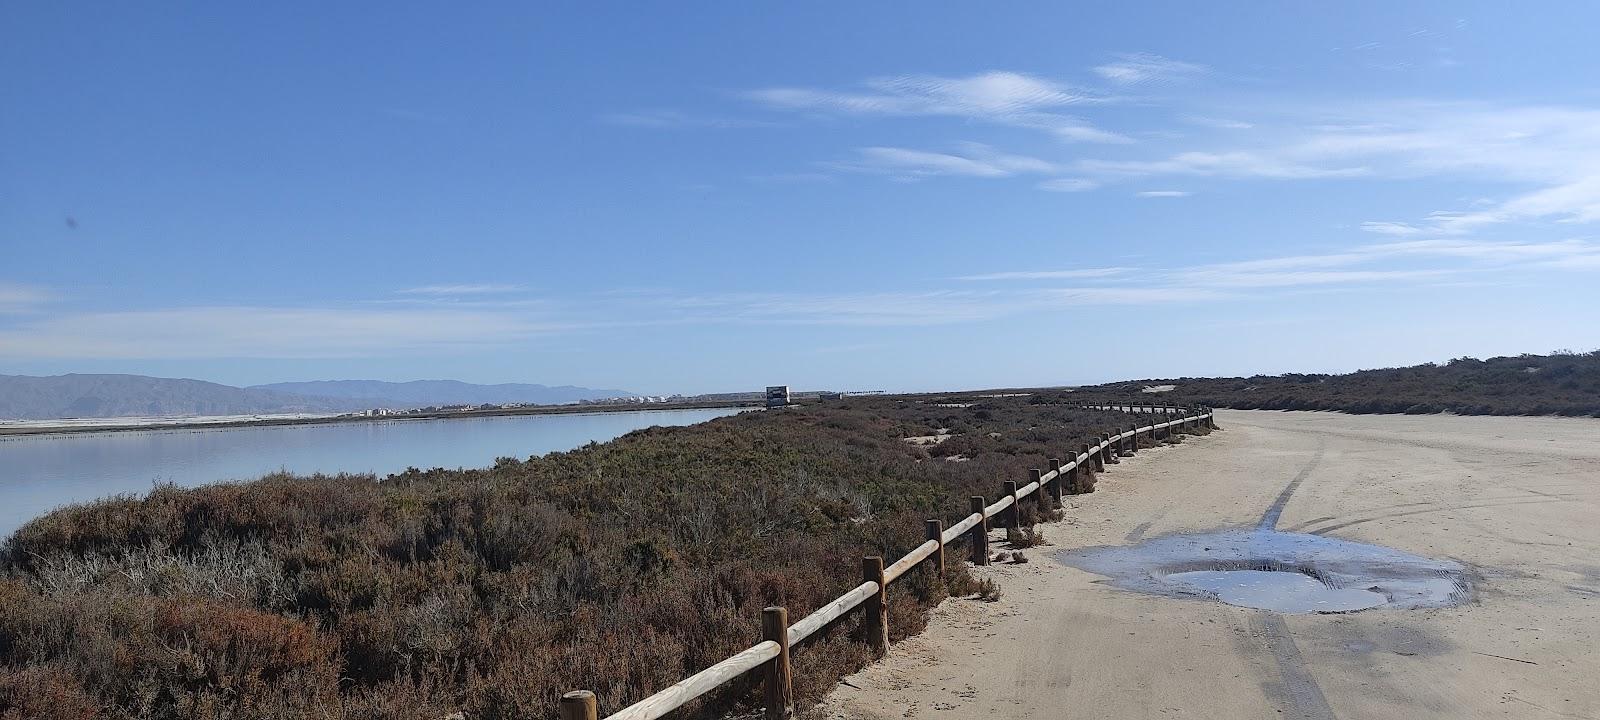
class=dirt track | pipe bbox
[816,410,1600,720]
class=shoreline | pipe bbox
[0,399,761,438]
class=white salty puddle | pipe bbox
[1057,530,1472,614]
[1166,569,1386,613]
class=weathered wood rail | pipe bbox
[558,404,1216,720]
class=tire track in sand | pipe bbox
[1254,439,1340,719]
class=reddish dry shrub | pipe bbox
[2,396,1128,718]
[1068,351,1600,416]
[0,665,101,720]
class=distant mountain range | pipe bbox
[0,374,636,421]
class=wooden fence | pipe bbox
[557,404,1216,720]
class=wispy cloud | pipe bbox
[679,239,1598,326]
[1172,238,1600,288]
[1037,178,1100,192]
[5,238,1593,358]
[1093,53,1208,85]
[399,284,525,296]
[1231,104,1600,235]
[1051,102,1600,233]
[747,172,835,184]
[1178,268,1451,288]
[744,70,1600,236]
[0,284,50,314]
[1038,287,1224,303]
[1375,238,1600,262]
[830,144,1057,179]
[963,238,1600,299]
[958,268,1129,281]
[750,71,1096,117]
[1080,151,1368,179]
[646,285,1223,327]
[748,71,1130,144]
[0,306,549,359]
[1136,190,1191,197]
[1183,115,1254,130]
[1395,176,1600,235]
[598,109,774,129]
[1358,221,1428,236]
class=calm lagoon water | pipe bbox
[0,408,742,539]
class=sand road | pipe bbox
[816,410,1600,720]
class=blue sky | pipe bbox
[4,3,1599,394]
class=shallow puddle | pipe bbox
[1057,530,1472,614]
[1166,569,1386,613]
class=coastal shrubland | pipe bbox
[0,395,1157,719]
[1074,351,1600,417]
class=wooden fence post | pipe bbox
[560,691,597,720]
[925,519,945,577]
[1030,469,1050,513]
[863,556,888,657]
[1002,480,1019,532]
[1066,453,1081,493]
[1047,458,1063,507]
[969,496,989,565]
[761,607,793,719]
[1086,441,1103,473]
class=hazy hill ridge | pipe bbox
[248,379,635,407]
[0,374,636,421]
[0,374,357,420]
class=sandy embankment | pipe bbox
[817,410,1600,720]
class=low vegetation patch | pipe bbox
[0,395,1143,719]
[1073,351,1600,417]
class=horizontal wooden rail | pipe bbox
[884,539,940,583]
[568,407,1214,720]
[943,511,983,543]
[604,641,782,720]
[787,581,879,645]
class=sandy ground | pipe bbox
[815,410,1600,720]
